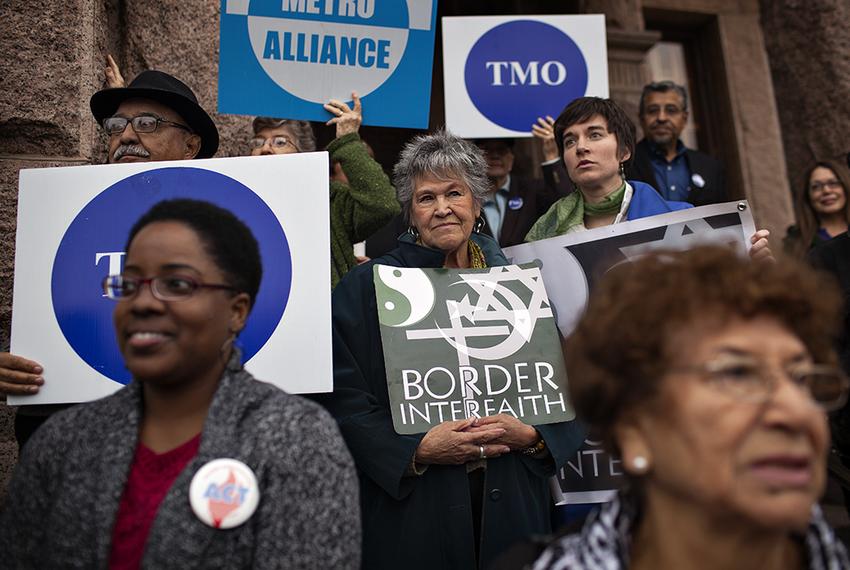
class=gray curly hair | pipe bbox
[251,117,316,152]
[393,130,490,223]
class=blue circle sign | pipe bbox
[51,167,292,384]
[464,20,589,132]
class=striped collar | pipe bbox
[533,491,850,570]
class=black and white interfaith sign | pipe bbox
[505,201,756,503]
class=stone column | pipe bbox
[121,1,252,157]
[522,0,659,173]
[760,0,850,191]
[0,0,116,503]
[605,28,661,122]
[715,10,794,233]
[580,0,661,123]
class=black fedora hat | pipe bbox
[90,70,219,159]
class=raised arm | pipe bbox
[325,93,400,243]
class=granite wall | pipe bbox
[0,0,115,504]
[760,0,850,196]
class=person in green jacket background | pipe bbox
[250,91,400,287]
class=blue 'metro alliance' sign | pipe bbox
[219,0,438,128]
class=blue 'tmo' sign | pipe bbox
[219,0,438,128]
[442,15,608,138]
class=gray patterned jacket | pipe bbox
[0,355,361,569]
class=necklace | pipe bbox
[467,240,487,269]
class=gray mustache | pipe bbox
[113,144,151,161]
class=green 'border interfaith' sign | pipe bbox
[374,262,575,435]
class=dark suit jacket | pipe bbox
[479,161,573,247]
[809,232,850,455]
[627,139,726,207]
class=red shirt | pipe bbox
[109,434,202,570]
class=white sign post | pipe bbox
[11,154,332,405]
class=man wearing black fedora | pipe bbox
[0,70,220,450]
[90,69,219,163]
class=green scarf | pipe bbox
[525,182,627,242]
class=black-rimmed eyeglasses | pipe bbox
[102,115,193,137]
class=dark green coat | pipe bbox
[328,133,400,288]
[314,233,586,570]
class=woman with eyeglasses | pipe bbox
[784,158,850,258]
[807,161,850,521]
[249,92,400,287]
[0,199,361,569]
[532,247,850,570]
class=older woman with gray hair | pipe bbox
[312,130,584,570]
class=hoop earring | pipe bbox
[473,217,485,234]
[407,226,419,239]
[219,332,236,363]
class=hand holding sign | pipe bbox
[415,418,511,465]
[0,352,44,395]
[104,54,126,89]
[531,116,559,162]
[749,228,773,262]
[324,92,363,138]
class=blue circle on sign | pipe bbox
[464,20,589,132]
[51,167,292,384]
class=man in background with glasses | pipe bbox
[628,80,727,207]
[0,69,221,447]
[92,69,219,164]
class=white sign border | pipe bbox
[442,14,609,138]
[10,153,332,405]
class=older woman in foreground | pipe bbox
[317,131,584,570]
[534,247,850,570]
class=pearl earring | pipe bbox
[632,456,648,472]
